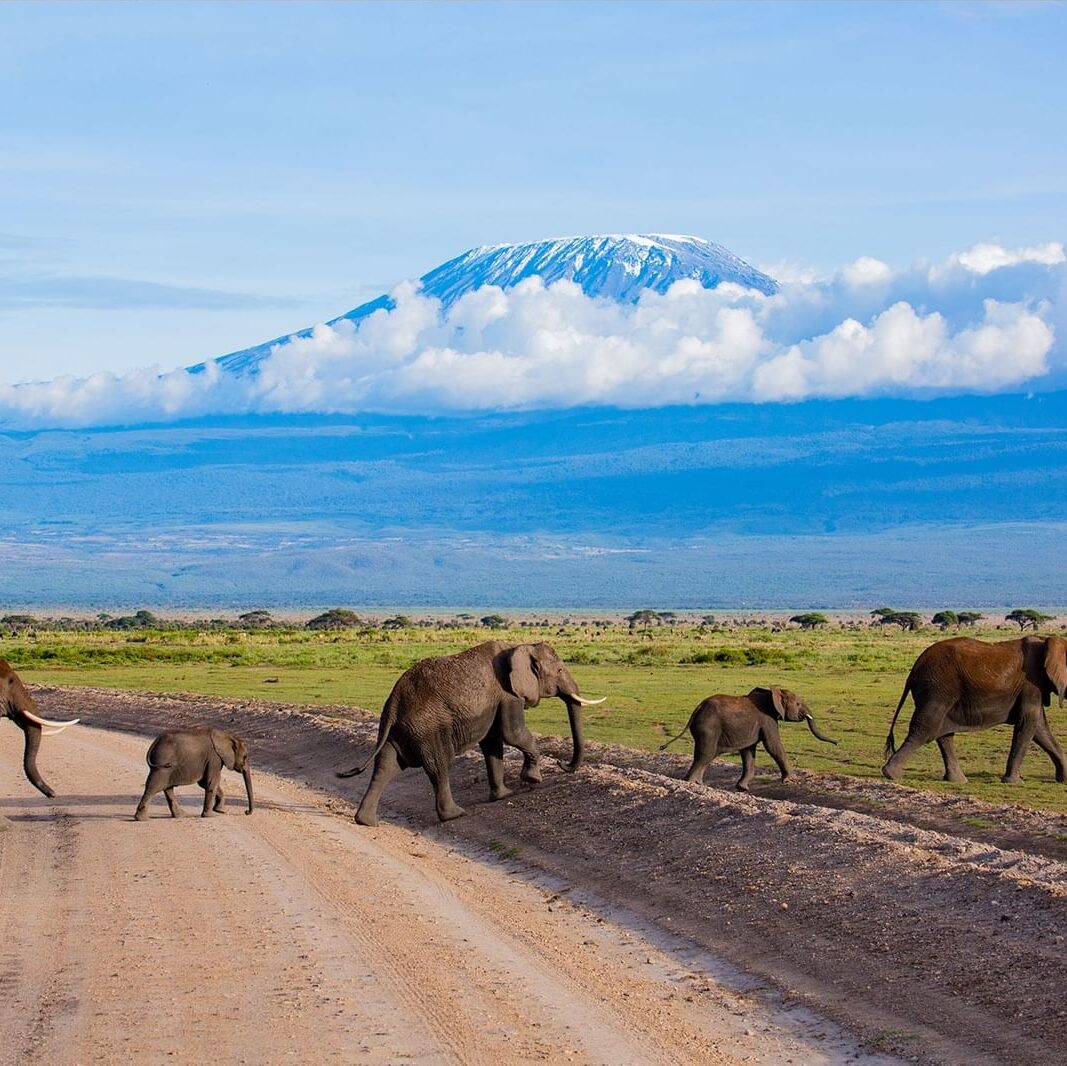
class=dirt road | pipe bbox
[6,686,1067,1064]
[0,715,893,1066]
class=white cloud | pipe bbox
[953,241,1065,275]
[0,240,1062,427]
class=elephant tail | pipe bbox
[659,710,696,751]
[337,695,397,778]
[884,676,913,758]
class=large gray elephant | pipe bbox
[882,635,1067,783]
[0,658,79,799]
[337,640,604,825]
[134,728,254,820]
[660,686,836,790]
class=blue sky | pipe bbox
[2,0,1065,380]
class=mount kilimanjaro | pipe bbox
[200,234,778,376]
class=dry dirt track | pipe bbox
[6,687,1067,1065]
[0,714,894,1066]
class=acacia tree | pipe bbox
[957,611,983,627]
[1006,608,1054,631]
[790,612,829,629]
[876,611,923,631]
[931,610,958,630]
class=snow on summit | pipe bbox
[208,234,778,375]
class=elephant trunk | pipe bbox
[20,721,56,798]
[242,766,254,815]
[563,697,586,771]
[804,713,838,745]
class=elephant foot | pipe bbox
[521,771,542,787]
[355,807,379,827]
[489,786,514,801]
[943,772,968,784]
[735,781,752,793]
[779,773,793,784]
[133,809,148,822]
[881,763,902,781]
[200,810,217,818]
[436,803,466,823]
[1001,773,1024,784]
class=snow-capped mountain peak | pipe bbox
[206,234,777,375]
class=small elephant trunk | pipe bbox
[804,714,837,745]
[242,766,254,814]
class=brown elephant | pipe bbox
[134,728,254,820]
[660,686,836,790]
[0,659,79,799]
[337,640,604,826]
[882,635,1067,784]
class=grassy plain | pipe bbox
[7,620,1067,814]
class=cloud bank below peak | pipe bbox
[1,239,1063,428]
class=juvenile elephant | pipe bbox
[134,728,254,820]
[660,687,836,791]
[0,658,79,799]
[883,635,1067,784]
[337,640,604,825]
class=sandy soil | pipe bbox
[7,686,1067,1063]
[0,710,896,1066]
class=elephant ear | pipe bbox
[507,646,541,708]
[1045,637,1067,707]
[749,687,786,719]
[210,730,238,770]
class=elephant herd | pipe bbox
[2,632,1066,823]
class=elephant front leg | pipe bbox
[761,725,792,783]
[936,734,967,783]
[212,781,226,813]
[479,729,513,801]
[497,696,542,786]
[1033,712,1067,782]
[201,769,222,817]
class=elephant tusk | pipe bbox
[569,695,606,706]
[40,726,69,736]
[19,708,79,729]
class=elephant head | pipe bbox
[749,686,837,744]
[0,658,79,798]
[506,642,606,771]
[210,729,254,814]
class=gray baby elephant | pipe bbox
[134,727,254,820]
[660,687,836,791]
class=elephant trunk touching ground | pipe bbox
[241,765,255,814]
[555,663,606,771]
[1,659,80,798]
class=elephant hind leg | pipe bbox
[135,767,171,821]
[882,705,948,781]
[684,726,719,784]
[1003,711,1040,783]
[480,729,512,801]
[356,742,402,827]
[163,787,185,817]
[936,734,967,783]
[736,745,758,791]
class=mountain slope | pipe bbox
[206,234,777,375]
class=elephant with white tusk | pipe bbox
[0,658,79,800]
[337,640,606,826]
[660,686,836,791]
[134,728,254,820]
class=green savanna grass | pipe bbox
[7,621,1067,814]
